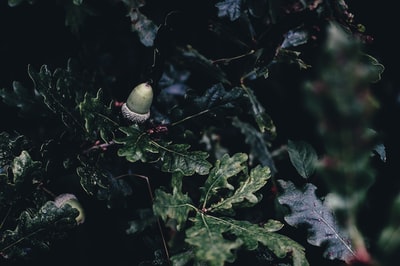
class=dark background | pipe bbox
[1,1,399,266]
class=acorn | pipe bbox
[54,193,85,224]
[121,82,153,123]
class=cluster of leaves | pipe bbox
[0,133,79,259]
[1,0,397,266]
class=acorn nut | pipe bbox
[54,193,85,224]
[121,82,153,123]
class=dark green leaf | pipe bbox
[117,126,212,176]
[185,214,242,266]
[27,61,86,132]
[273,49,311,70]
[76,159,132,207]
[242,85,276,137]
[158,143,212,176]
[116,125,159,163]
[153,188,193,231]
[200,153,248,207]
[126,208,157,234]
[209,165,271,213]
[210,217,308,266]
[0,201,78,259]
[173,46,230,85]
[11,150,42,186]
[170,250,194,266]
[186,213,308,266]
[232,117,277,174]
[0,81,47,117]
[0,132,29,169]
[78,88,118,142]
[192,83,244,111]
[277,180,354,262]
[287,140,317,179]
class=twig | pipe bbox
[83,141,115,154]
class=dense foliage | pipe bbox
[0,1,398,265]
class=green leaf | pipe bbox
[0,132,28,169]
[78,88,118,142]
[0,201,78,259]
[209,165,271,213]
[76,162,108,196]
[200,153,248,207]
[241,85,276,137]
[186,213,308,266]
[28,61,86,132]
[170,250,194,266]
[192,83,244,112]
[214,217,307,266]
[0,139,43,209]
[174,46,230,85]
[116,126,212,176]
[277,180,354,262]
[232,117,277,174]
[0,81,47,117]
[185,214,242,266]
[116,125,159,163]
[158,143,212,176]
[11,150,42,186]
[273,49,311,70]
[76,158,132,207]
[287,140,318,179]
[153,188,193,231]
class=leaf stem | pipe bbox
[96,112,120,127]
[212,50,255,64]
[170,109,211,127]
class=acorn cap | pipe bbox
[122,82,153,123]
[54,193,85,224]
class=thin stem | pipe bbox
[0,228,45,253]
[0,206,12,230]
[212,50,255,64]
[270,144,288,159]
[83,141,116,154]
[170,109,211,127]
[114,173,171,264]
[96,113,120,127]
[38,184,57,199]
